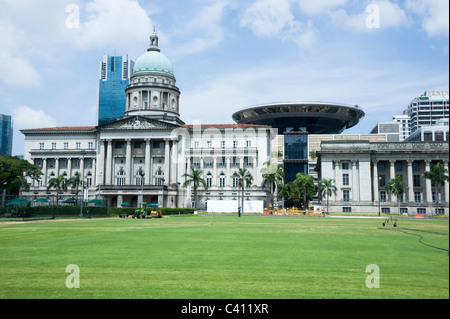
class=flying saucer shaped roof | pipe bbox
[232,101,365,134]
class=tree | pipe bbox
[261,161,284,209]
[422,162,449,215]
[292,173,316,210]
[47,175,68,205]
[182,166,207,210]
[385,175,409,216]
[68,172,85,199]
[318,178,337,216]
[232,167,253,214]
[0,155,43,195]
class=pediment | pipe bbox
[98,116,179,131]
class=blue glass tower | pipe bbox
[0,114,13,155]
[98,55,134,126]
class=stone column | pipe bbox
[98,140,105,185]
[372,160,379,203]
[407,160,414,203]
[389,160,397,203]
[425,160,432,204]
[334,160,340,201]
[164,139,170,185]
[105,140,113,185]
[43,158,48,186]
[444,161,449,205]
[145,139,151,185]
[351,160,359,202]
[126,139,132,185]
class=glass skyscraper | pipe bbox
[283,132,308,184]
[98,55,134,126]
[0,114,13,155]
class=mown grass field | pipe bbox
[0,215,448,299]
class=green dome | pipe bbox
[133,50,174,76]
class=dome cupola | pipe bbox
[124,29,182,126]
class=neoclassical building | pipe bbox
[21,31,275,210]
[318,140,449,215]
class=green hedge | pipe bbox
[1,205,108,217]
[110,207,195,217]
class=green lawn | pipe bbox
[0,215,448,299]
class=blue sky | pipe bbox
[0,0,448,155]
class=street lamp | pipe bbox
[138,168,145,208]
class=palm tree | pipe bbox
[232,167,253,214]
[318,178,337,216]
[422,162,449,215]
[261,162,284,209]
[47,174,68,205]
[385,175,409,216]
[68,172,85,203]
[182,166,207,210]
[293,173,316,210]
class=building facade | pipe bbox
[407,90,449,133]
[21,31,274,211]
[0,114,13,155]
[318,140,449,215]
[98,55,134,126]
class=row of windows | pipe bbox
[192,140,253,149]
[39,142,95,150]
[342,207,446,214]
[341,190,443,203]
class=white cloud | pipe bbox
[296,0,348,15]
[170,1,228,56]
[13,106,57,129]
[405,0,449,38]
[239,0,318,48]
[0,20,41,86]
[331,1,411,31]
[72,0,152,55]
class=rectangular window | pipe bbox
[413,175,421,187]
[88,142,94,149]
[342,207,352,213]
[220,141,225,149]
[219,175,226,187]
[414,192,421,203]
[381,208,390,214]
[400,208,408,214]
[52,143,56,150]
[395,161,403,171]
[39,143,44,150]
[379,175,386,187]
[64,142,69,150]
[378,162,386,171]
[342,174,349,186]
[246,140,252,147]
[207,141,212,149]
[194,141,200,149]
[232,177,239,188]
[343,190,350,202]
[342,162,349,170]
[233,140,238,148]
[76,142,81,150]
[206,176,212,188]
[380,191,386,202]
[413,162,420,171]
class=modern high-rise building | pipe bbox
[0,114,13,155]
[392,113,411,141]
[98,55,134,126]
[406,90,449,133]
